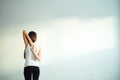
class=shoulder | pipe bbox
[25,44,29,49]
[35,43,40,48]
[35,43,41,51]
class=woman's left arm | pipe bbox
[31,46,42,61]
[23,30,34,47]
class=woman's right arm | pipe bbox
[31,46,42,61]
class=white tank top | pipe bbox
[24,43,40,67]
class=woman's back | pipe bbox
[24,43,40,67]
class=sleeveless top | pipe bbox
[24,43,40,67]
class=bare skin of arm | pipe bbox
[31,46,42,61]
[23,33,28,47]
[23,31,29,59]
[23,30,34,47]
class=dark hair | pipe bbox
[28,31,37,42]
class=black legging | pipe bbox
[24,66,40,80]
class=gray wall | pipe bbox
[0,0,119,80]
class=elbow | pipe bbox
[23,30,25,34]
[23,30,27,35]
[23,30,26,36]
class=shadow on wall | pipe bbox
[0,48,119,80]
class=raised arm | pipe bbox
[23,31,28,47]
[23,31,28,59]
[23,30,34,47]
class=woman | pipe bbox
[23,30,41,80]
